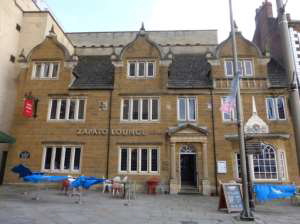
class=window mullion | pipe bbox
[56,100,61,120]
[149,148,152,172]
[66,99,70,121]
[70,147,75,171]
[74,99,79,120]
[50,147,56,171]
[49,63,54,78]
[128,148,132,172]
[61,147,66,171]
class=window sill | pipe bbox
[127,76,156,80]
[32,78,59,80]
[120,120,160,124]
[47,120,86,123]
[118,172,159,175]
[41,170,81,174]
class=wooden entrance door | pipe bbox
[180,154,196,186]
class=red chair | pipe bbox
[147,177,159,194]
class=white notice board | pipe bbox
[217,161,227,174]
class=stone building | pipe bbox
[3,18,299,194]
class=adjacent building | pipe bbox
[3,18,299,194]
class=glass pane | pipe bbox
[244,60,253,76]
[73,148,81,170]
[121,149,128,171]
[151,99,158,120]
[78,100,85,119]
[138,62,145,76]
[151,149,158,171]
[188,98,196,120]
[237,61,243,76]
[267,98,275,119]
[132,99,139,120]
[148,62,154,76]
[69,100,76,119]
[52,63,59,78]
[122,100,129,120]
[43,63,50,77]
[64,148,71,169]
[55,147,62,170]
[50,100,57,119]
[131,149,138,171]
[35,64,42,78]
[44,147,52,169]
[59,100,67,119]
[142,99,149,120]
[129,63,135,76]
[277,97,286,119]
[179,98,186,120]
[225,61,233,76]
[141,149,148,171]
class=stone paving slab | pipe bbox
[0,186,299,224]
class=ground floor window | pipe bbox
[119,147,159,174]
[235,144,287,181]
[42,145,82,173]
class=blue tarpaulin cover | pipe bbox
[23,175,68,183]
[71,176,105,189]
[253,184,296,201]
[11,164,67,183]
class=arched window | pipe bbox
[180,144,196,154]
[252,144,278,180]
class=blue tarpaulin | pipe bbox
[23,175,68,183]
[253,184,296,201]
[71,176,105,189]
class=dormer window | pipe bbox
[32,62,60,79]
[224,59,253,77]
[127,60,155,78]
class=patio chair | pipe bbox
[112,176,122,196]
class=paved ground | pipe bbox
[0,186,299,224]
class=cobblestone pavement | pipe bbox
[0,186,299,224]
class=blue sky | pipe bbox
[40,0,300,43]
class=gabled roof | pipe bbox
[168,54,212,89]
[70,56,114,90]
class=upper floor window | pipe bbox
[32,62,59,79]
[119,147,159,174]
[224,59,253,77]
[177,97,197,122]
[48,98,86,121]
[221,97,236,122]
[266,96,286,120]
[121,97,159,122]
[127,60,155,78]
[42,145,81,173]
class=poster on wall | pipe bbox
[217,161,227,174]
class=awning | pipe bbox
[0,131,16,144]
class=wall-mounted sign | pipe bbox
[19,151,30,160]
[76,128,145,136]
[217,160,227,174]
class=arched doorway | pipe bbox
[180,144,197,186]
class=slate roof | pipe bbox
[70,56,114,90]
[168,54,212,88]
[267,58,288,88]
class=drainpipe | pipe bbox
[105,89,113,178]
[210,89,218,195]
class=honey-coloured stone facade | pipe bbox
[4,28,300,195]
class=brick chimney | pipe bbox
[255,0,273,26]
[253,0,275,54]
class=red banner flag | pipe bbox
[23,98,34,118]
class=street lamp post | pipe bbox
[228,0,254,220]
